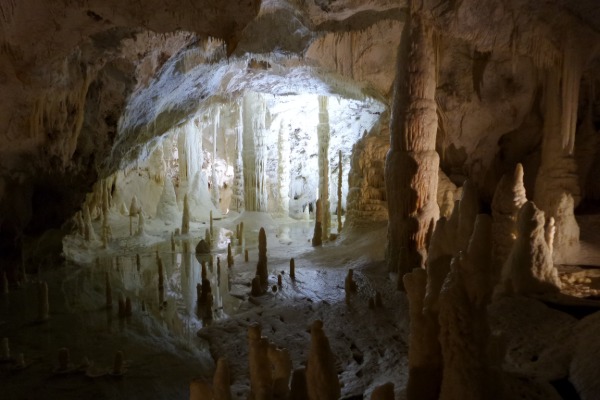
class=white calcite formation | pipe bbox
[491,164,528,281]
[499,201,562,295]
[317,96,331,241]
[277,121,291,217]
[243,92,269,212]
[155,178,179,223]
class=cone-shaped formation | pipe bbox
[182,194,190,235]
[306,320,340,400]
[268,343,292,399]
[136,208,145,236]
[248,323,273,400]
[344,268,357,304]
[239,222,244,246]
[213,358,231,400]
[491,164,527,280]
[499,201,562,295]
[552,193,580,263]
[129,195,140,236]
[256,228,268,288]
[312,199,323,247]
[155,178,179,222]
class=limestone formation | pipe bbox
[182,194,190,235]
[290,368,308,400]
[227,243,234,267]
[289,258,295,279]
[38,281,49,321]
[242,92,269,212]
[317,96,331,241]
[155,178,179,223]
[118,293,126,318]
[499,201,562,295]
[337,149,343,234]
[268,343,292,399]
[213,358,232,400]
[245,249,249,262]
[552,193,580,263]
[491,163,527,281]
[306,320,340,400]
[129,195,140,236]
[311,199,323,247]
[210,210,214,238]
[344,269,357,304]
[195,239,210,254]
[385,10,439,277]
[256,228,268,288]
[370,382,394,400]
[248,323,272,400]
[204,228,212,249]
[251,276,262,297]
[83,206,96,241]
[277,121,291,217]
[136,208,145,236]
[277,274,282,287]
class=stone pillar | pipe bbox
[233,100,245,211]
[385,10,439,279]
[317,96,331,241]
[243,92,268,212]
[277,120,290,217]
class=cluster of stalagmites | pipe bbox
[403,163,564,400]
[191,320,351,400]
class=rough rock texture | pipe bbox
[498,201,562,295]
[385,10,440,276]
[317,96,331,240]
[306,320,340,400]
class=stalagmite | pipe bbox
[242,92,269,211]
[317,96,331,241]
[268,343,292,399]
[171,233,176,252]
[232,101,245,212]
[195,239,210,254]
[491,164,527,282]
[211,109,221,209]
[155,178,179,223]
[210,210,214,238]
[306,320,340,400]
[76,211,85,236]
[277,274,282,287]
[337,150,343,234]
[290,368,308,400]
[498,201,562,295]
[245,249,249,262]
[213,358,231,400]
[248,323,272,400]
[239,222,244,246]
[455,181,479,254]
[438,215,502,400]
[205,229,212,249]
[136,208,145,236]
[129,195,140,236]
[83,206,96,241]
[38,281,49,321]
[277,120,290,216]
[311,199,323,247]
[385,8,439,277]
[105,272,112,309]
[344,269,357,304]
[251,276,262,297]
[289,258,295,279]
[534,69,580,264]
[371,382,394,400]
[227,243,234,267]
[182,194,190,235]
[256,228,268,288]
[403,268,441,400]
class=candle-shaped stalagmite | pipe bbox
[182,194,190,235]
[239,222,244,246]
[205,229,212,249]
[38,281,49,321]
[129,196,140,236]
[137,209,145,236]
[312,199,323,247]
[290,258,295,279]
[245,249,249,262]
[213,357,232,400]
[337,150,343,234]
[227,243,234,267]
[256,228,268,288]
[201,260,207,280]
[277,274,282,287]
[210,210,214,238]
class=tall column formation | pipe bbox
[337,150,343,234]
[243,92,269,212]
[212,107,221,209]
[177,118,203,191]
[317,96,331,241]
[233,100,245,212]
[277,120,290,217]
[385,9,439,277]
[534,68,581,263]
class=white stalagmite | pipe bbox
[182,194,190,235]
[317,95,331,241]
[498,201,562,295]
[129,195,139,236]
[155,178,179,223]
[242,92,268,212]
[491,164,527,282]
[188,171,221,221]
[176,118,203,189]
[137,208,145,236]
[211,106,221,209]
[277,120,290,217]
[385,9,439,278]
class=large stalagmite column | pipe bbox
[243,92,268,212]
[177,119,203,191]
[212,107,221,209]
[317,96,331,241]
[233,100,245,212]
[534,68,581,263]
[277,120,290,217]
[385,9,439,278]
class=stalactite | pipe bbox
[337,150,343,234]
[243,92,268,212]
[385,9,439,278]
[277,120,290,216]
[317,95,331,241]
